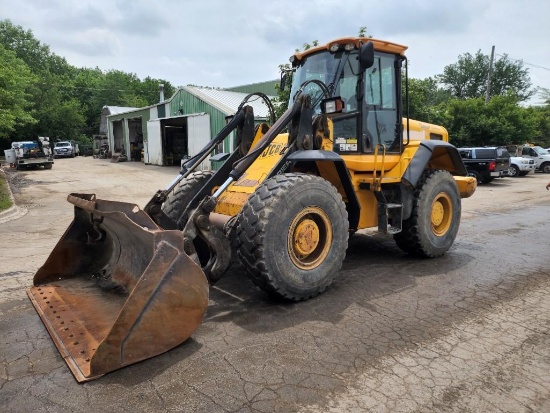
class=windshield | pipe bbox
[55,142,71,147]
[534,146,549,155]
[289,50,359,112]
[288,48,400,154]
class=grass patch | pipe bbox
[0,172,13,211]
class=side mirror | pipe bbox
[359,42,375,71]
[280,72,288,91]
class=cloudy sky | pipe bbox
[2,0,549,104]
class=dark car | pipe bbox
[458,147,511,184]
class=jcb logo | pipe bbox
[260,143,284,158]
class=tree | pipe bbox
[539,88,550,105]
[358,26,373,38]
[139,76,175,106]
[437,50,534,102]
[406,77,451,125]
[0,20,51,73]
[445,95,539,147]
[0,45,37,149]
[528,88,550,147]
[0,19,178,147]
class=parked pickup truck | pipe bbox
[53,141,78,158]
[519,145,550,173]
[458,147,511,184]
[508,156,536,177]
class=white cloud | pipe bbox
[1,0,548,97]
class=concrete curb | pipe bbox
[0,166,28,224]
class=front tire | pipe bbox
[541,162,550,173]
[508,164,519,177]
[161,170,214,229]
[394,170,461,257]
[236,173,348,301]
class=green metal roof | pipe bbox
[182,86,275,118]
[225,80,278,96]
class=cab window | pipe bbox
[363,53,399,152]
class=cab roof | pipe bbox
[292,37,408,62]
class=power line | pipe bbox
[34,81,151,93]
[495,54,550,71]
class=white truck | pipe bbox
[508,156,536,177]
[11,139,54,170]
[53,140,79,158]
[518,145,550,173]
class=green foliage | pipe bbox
[437,50,534,102]
[526,99,550,147]
[0,45,37,149]
[0,20,52,74]
[538,88,550,105]
[358,27,373,38]
[0,173,12,212]
[406,77,451,125]
[445,95,539,147]
[0,19,175,151]
[272,64,292,119]
[1,19,548,152]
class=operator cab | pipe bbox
[288,38,405,156]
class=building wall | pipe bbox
[169,89,234,152]
[106,104,169,158]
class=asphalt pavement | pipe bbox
[1,157,550,412]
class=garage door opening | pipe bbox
[145,113,211,168]
[163,121,188,166]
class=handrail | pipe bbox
[372,143,387,192]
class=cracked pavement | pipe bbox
[1,158,549,412]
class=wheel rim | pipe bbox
[509,167,517,176]
[430,192,453,237]
[288,207,332,270]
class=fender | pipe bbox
[272,150,360,230]
[403,141,468,187]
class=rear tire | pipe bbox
[44,163,53,169]
[394,170,461,257]
[236,173,348,301]
[467,170,481,183]
[161,170,214,229]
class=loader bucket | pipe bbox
[27,193,209,382]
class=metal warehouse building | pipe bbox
[105,81,277,168]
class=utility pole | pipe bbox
[485,45,495,103]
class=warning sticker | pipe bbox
[337,138,358,152]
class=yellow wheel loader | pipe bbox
[27,37,476,382]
